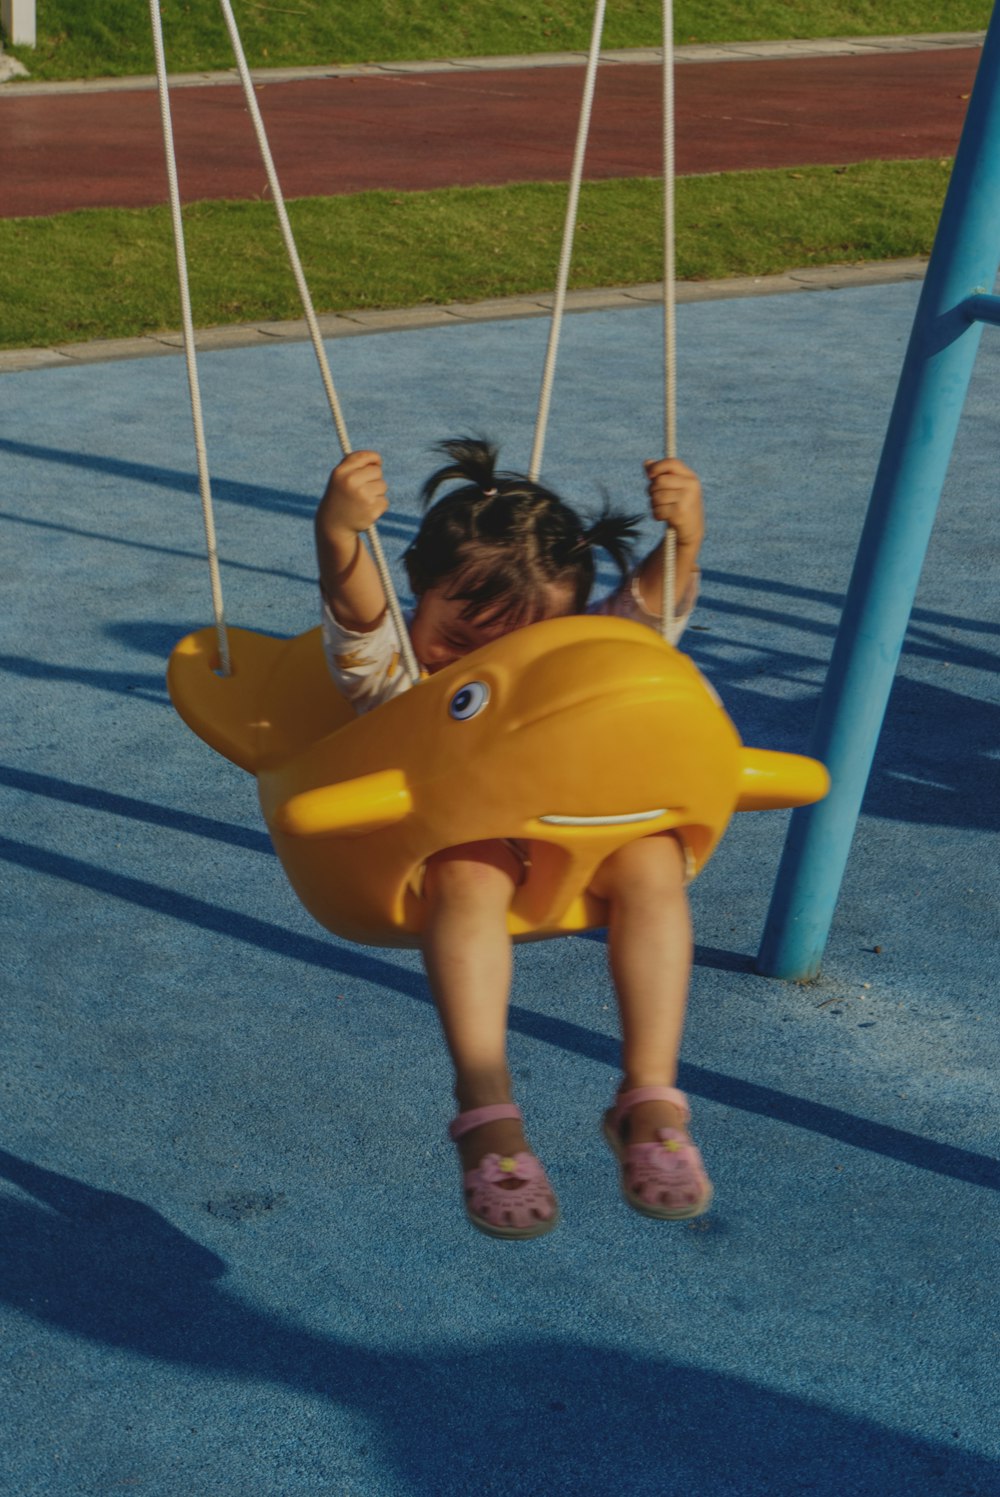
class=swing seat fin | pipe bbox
[735,748,831,812]
[275,769,413,838]
[167,626,284,773]
[167,624,356,773]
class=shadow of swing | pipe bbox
[0,503,316,590]
[0,1149,995,1496]
[0,435,321,521]
[0,434,420,546]
[0,764,273,856]
[710,668,1000,835]
[1,833,997,1194]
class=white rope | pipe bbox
[528,0,607,482]
[217,0,421,685]
[216,0,348,450]
[149,0,231,676]
[660,0,677,641]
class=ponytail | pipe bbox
[421,438,503,505]
[576,503,642,589]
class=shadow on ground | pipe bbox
[3,830,997,1194]
[1,1150,995,1496]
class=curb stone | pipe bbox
[0,259,928,375]
[0,32,985,96]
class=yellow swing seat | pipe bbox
[168,613,829,949]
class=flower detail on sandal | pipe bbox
[478,1152,541,1185]
[617,1130,710,1216]
[463,1151,558,1237]
[449,1104,559,1240]
[603,1086,713,1221]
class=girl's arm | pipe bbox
[315,450,391,631]
[634,457,705,615]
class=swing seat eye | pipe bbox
[449,681,490,720]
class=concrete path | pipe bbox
[0,35,983,218]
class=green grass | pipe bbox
[4,1,992,81]
[0,160,952,351]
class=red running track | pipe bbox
[0,48,979,218]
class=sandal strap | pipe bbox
[612,1086,690,1129]
[448,1102,523,1141]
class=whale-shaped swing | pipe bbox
[156,0,829,949]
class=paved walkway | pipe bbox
[0,34,983,218]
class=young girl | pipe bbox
[316,438,711,1239]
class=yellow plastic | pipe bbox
[167,615,829,948]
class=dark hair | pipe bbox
[403,438,640,625]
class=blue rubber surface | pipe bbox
[1,283,998,1495]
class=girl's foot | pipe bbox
[452,1108,529,1176]
[614,1090,690,1146]
[449,1103,559,1239]
[603,1085,713,1220]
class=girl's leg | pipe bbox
[588,832,693,1144]
[422,840,528,1173]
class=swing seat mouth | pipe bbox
[537,808,668,828]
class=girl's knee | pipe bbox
[423,840,520,906]
[590,832,688,901]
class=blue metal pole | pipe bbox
[757,7,1000,980]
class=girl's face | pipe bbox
[410,581,575,673]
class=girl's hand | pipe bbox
[318,450,389,541]
[315,451,391,629]
[644,457,705,552]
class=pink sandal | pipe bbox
[602,1086,713,1220]
[449,1103,559,1240]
